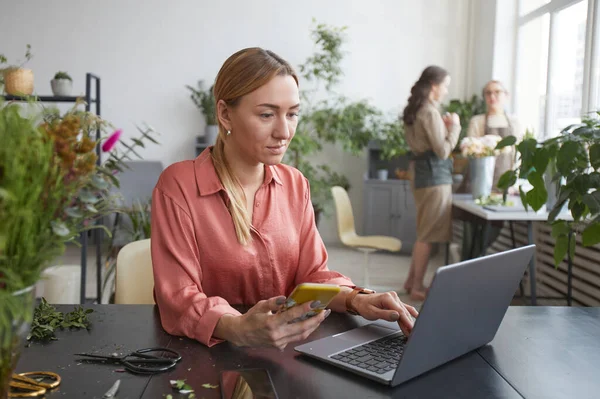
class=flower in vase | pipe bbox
[460,135,509,158]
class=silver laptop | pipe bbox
[295,245,535,386]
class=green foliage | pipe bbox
[308,98,382,156]
[299,22,347,91]
[53,71,72,81]
[186,80,217,125]
[497,113,600,265]
[443,94,486,151]
[378,118,409,160]
[0,103,64,291]
[0,100,159,293]
[288,21,388,216]
[27,298,93,342]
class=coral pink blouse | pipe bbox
[151,148,353,346]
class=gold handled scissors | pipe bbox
[9,371,61,398]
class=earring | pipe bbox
[227,130,231,136]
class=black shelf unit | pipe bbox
[2,73,102,304]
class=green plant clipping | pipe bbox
[27,298,93,342]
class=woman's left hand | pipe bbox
[353,291,419,336]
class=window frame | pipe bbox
[513,0,594,138]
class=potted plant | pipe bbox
[0,44,34,95]
[51,71,73,96]
[286,21,382,223]
[497,115,600,265]
[186,80,218,146]
[0,99,158,397]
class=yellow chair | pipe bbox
[331,186,402,287]
[115,239,155,304]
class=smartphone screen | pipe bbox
[220,368,278,399]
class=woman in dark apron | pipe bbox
[458,80,524,259]
[403,66,461,301]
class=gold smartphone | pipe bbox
[279,283,341,322]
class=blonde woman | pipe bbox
[467,80,524,188]
[151,48,418,349]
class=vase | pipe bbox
[470,156,496,199]
[3,69,34,95]
[50,79,72,96]
[0,286,36,399]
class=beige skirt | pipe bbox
[411,184,453,243]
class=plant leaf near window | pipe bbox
[496,114,600,265]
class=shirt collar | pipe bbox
[195,147,283,197]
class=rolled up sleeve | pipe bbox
[151,187,240,346]
[293,178,354,287]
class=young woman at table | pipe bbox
[402,66,461,301]
[151,48,418,349]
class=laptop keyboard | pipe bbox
[329,333,407,375]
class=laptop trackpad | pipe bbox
[334,324,399,345]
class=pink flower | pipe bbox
[102,129,122,152]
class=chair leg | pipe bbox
[363,250,370,287]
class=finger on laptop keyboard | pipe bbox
[405,304,419,318]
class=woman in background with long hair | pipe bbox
[402,66,460,301]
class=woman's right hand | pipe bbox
[443,112,460,128]
[218,296,330,350]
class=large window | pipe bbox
[515,0,591,138]
[515,14,550,137]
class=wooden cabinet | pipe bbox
[363,180,416,254]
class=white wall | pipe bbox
[1,0,471,243]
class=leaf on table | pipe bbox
[202,383,219,389]
[170,379,194,394]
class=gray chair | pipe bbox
[108,161,163,246]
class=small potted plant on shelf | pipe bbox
[186,80,218,146]
[51,71,73,96]
[0,44,34,95]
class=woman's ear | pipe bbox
[217,99,232,131]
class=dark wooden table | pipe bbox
[15,305,600,398]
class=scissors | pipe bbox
[74,347,181,374]
[9,371,61,398]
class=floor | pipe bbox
[40,241,533,308]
